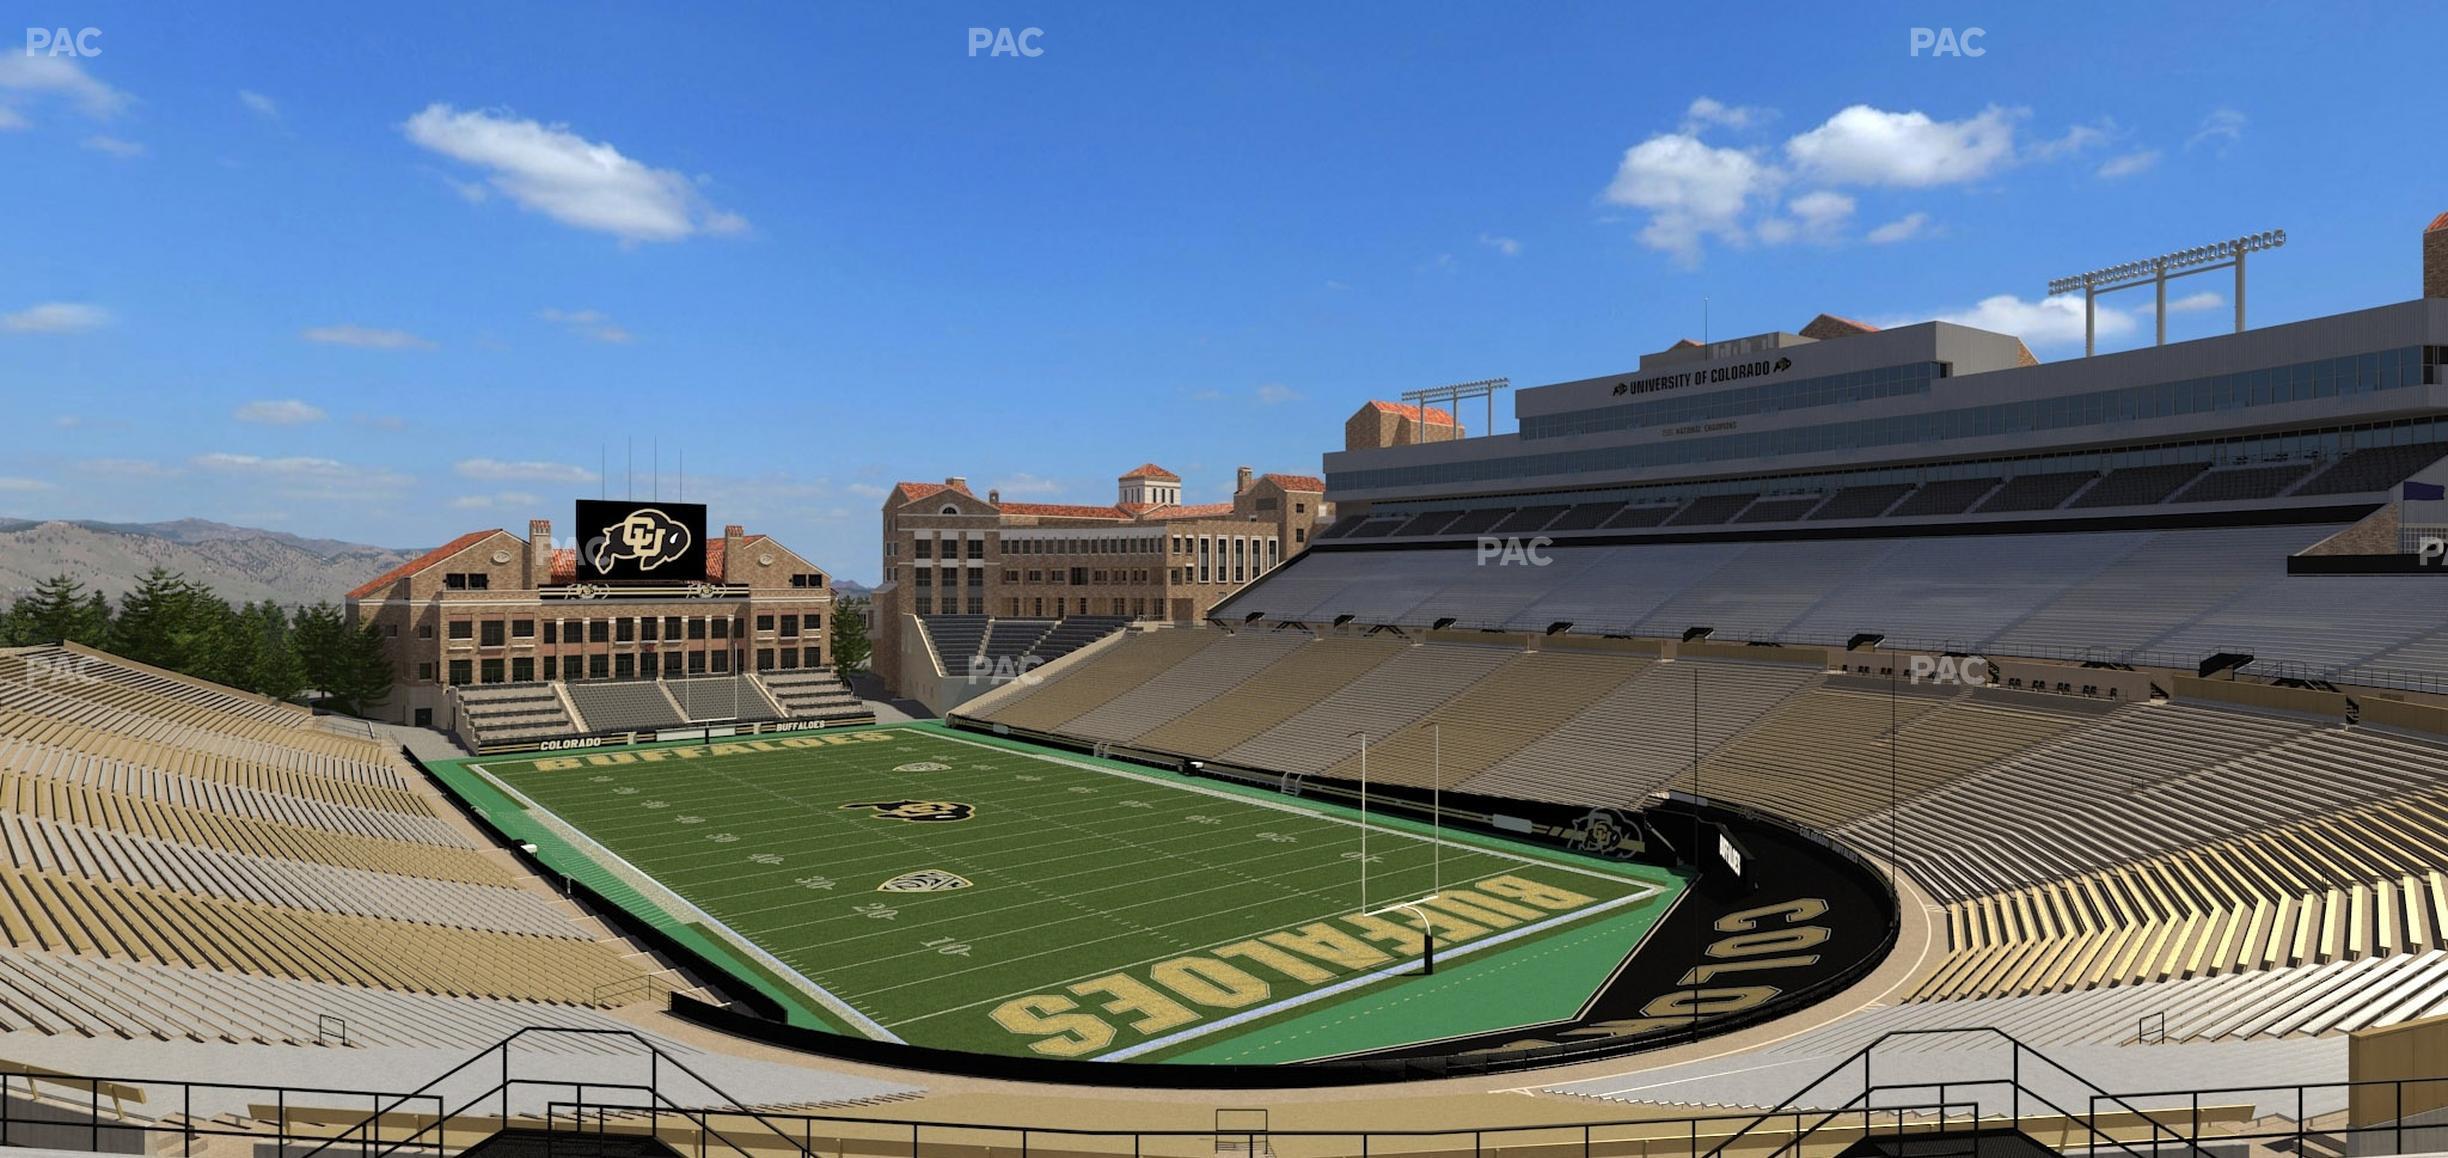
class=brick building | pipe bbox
[871,464,1326,695]
[347,517,836,727]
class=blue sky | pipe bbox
[3,1,2443,582]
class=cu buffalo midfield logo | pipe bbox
[878,868,973,893]
[589,508,693,573]
[842,800,976,823]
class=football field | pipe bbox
[461,724,1682,1063]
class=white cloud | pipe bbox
[1477,233,1522,257]
[403,103,749,243]
[990,473,1064,497]
[2188,108,2247,150]
[192,453,415,501]
[301,323,435,349]
[1915,294,2137,350]
[234,399,327,426]
[2097,149,2161,179]
[1866,211,1932,244]
[1682,97,1766,132]
[2,302,109,333]
[1785,104,2020,187]
[74,458,179,478]
[0,56,131,122]
[2167,290,2224,314]
[1602,133,1779,263]
[847,482,890,500]
[0,106,25,131]
[80,134,143,158]
[0,477,53,493]
[2025,121,2111,163]
[1255,383,1302,405]
[238,90,278,119]
[454,458,598,484]
[538,307,635,343]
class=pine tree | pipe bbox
[830,599,872,671]
[12,575,108,646]
[111,568,194,669]
[320,618,395,717]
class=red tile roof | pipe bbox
[347,530,501,601]
[1119,463,1179,480]
[889,480,975,505]
[705,539,726,579]
[1160,502,1237,519]
[1263,473,1326,492]
[995,501,1131,520]
[2430,212,2448,233]
[1800,313,1880,339]
[1364,400,1457,425]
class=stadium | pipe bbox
[12,199,2448,1158]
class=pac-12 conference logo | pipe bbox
[591,508,693,573]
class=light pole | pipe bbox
[1429,720,1442,902]
[1351,729,1369,915]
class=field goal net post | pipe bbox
[1214,1109,1271,1158]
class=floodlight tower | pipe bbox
[2048,230,2287,356]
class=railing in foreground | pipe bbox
[8,1025,2448,1158]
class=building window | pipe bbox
[584,620,606,643]
[512,657,534,682]
[641,617,659,642]
[757,648,774,671]
[417,662,435,682]
[914,539,934,560]
[617,618,636,643]
[511,618,535,638]
[688,651,708,674]
[448,620,474,640]
[615,653,635,679]
[481,659,505,684]
[588,655,610,679]
[915,596,933,615]
[966,538,985,559]
[664,616,683,638]
[544,622,559,644]
[543,656,558,680]
[780,614,799,637]
[712,618,731,640]
[385,623,398,637]
[480,620,506,647]
[419,624,434,639]
[642,652,662,677]
[447,660,472,685]
[756,614,775,633]
[688,618,707,640]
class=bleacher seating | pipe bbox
[1664,493,1759,526]
[1460,658,1817,805]
[2066,462,2212,508]
[1545,502,1626,531]
[1973,472,2099,513]
[0,645,661,1055]
[1891,478,2003,516]
[1808,483,1917,521]
[456,684,579,745]
[2170,462,2316,503]
[1222,522,2448,682]
[562,680,684,731]
[756,668,874,722]
[1034,616,1131,659]
[980,619,1057,660]
[1601,502,1684,529]
[1734,496,1826,523]
[922,616,989,670]
[2291,441,2448,495]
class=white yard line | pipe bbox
[467,759,903,1043]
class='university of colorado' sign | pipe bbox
[1612,356,1794,398]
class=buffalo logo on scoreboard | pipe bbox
[842,800,977,823]
[575,500,708,582]
[878,868,973,892]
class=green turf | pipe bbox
[458,723,1681,1062]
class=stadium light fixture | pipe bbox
[2047,230,2286,356]
[1400,377,1512,443]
